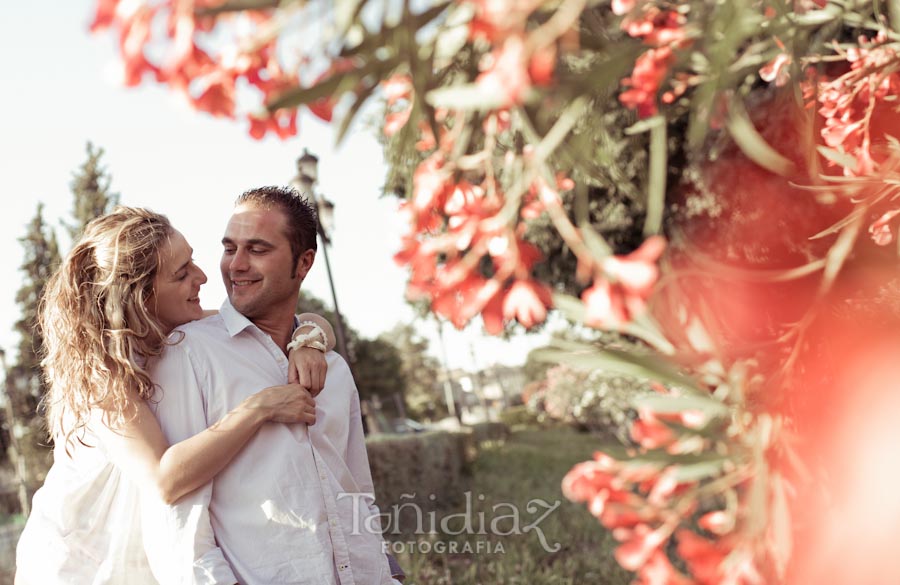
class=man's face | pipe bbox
[220,204,314,320]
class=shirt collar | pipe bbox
[219,298,255,338]
[219,297,302,338]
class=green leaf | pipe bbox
[266,69,356,112]
[334,82,377,145]
[194,0,278,17]
[726,99,795,176]
[333,0,367,39]
[770,473,793,579]
[788,3,843,26]
[426,83,509,111]
[578,223,613,258]
[624,115,664,136]
[645,117,667,236]
[551,293,587,323]
[533,345,704,394]
[821,212,862,289]
[816,146,858,171]
[633,393,730,418]
[674,459,727,482]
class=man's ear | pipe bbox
[295,249,316,280]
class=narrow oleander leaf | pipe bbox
[821,213,862,289]
[788,2,842,26]
[194,0,278,17]
[645,117,667,236]
[816,145,859,171]
[533,346,704,394]
[427,83,510,111]
[770,473,793,579]
[727,99,795,176]
[633,393,730,418]
[551,293,587,324]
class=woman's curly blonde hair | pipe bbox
[39,206,175,450]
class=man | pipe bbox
[143,187,402,584]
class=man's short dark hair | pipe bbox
[235,186,318,269]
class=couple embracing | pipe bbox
[16,186,405,584]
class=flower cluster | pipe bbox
[616,2,690,117]
[562,380,772,585]
[88,0,335,139]
[813,32,900,177]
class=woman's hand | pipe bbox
[249,384,317,425]
[288,347,327,396]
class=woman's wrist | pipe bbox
[239,392,274,426]
[288,321,329,353]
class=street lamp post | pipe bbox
[292,149,350,361]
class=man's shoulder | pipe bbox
[170,314,227,342]
[158,315,230,363]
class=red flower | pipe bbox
[868,209,900,246]
[193,80,236,118]
[89,0,120,32]
[676,529,730,584]
[631,409,677,450]
[620,47,676,118]
[760,53,791,86]
[602,235,666,299]
[247,109,297,140]
[635,550,692,585]
[615,523,667,571]
[501,279,552,329]
[412,155,450,214]
[582,278,628,328]
[528,44,556,86]
[476,35,531,107]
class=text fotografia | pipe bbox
[384,539,506,555]
[338,491,562,553]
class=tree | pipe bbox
[351,337,406,418]
[4,143,118,502]
[6,203,60,490]
[382,323,443,420]
[63,142,119,239]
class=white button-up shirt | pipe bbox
[142,300,393,585]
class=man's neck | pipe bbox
[251,309,296,354]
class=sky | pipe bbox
[0,2,549,372]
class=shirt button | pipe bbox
[338,564,347,571]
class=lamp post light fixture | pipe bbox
[292,149,350,360]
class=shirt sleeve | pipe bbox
[141,340,239,585]
[344,373,405,581]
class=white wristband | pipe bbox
[287,321,328,353]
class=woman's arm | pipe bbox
[288,313,338,393]
[94,384,316,505]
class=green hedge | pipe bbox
[366,423,510,536]
[367,431,473,515]
[468,421,510,445]
[498,405,540,429]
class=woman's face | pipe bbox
[151,229,207,333]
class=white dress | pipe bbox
[15,426,158,584]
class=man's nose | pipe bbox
[229,248,250,272]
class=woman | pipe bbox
[16,207,335,583]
